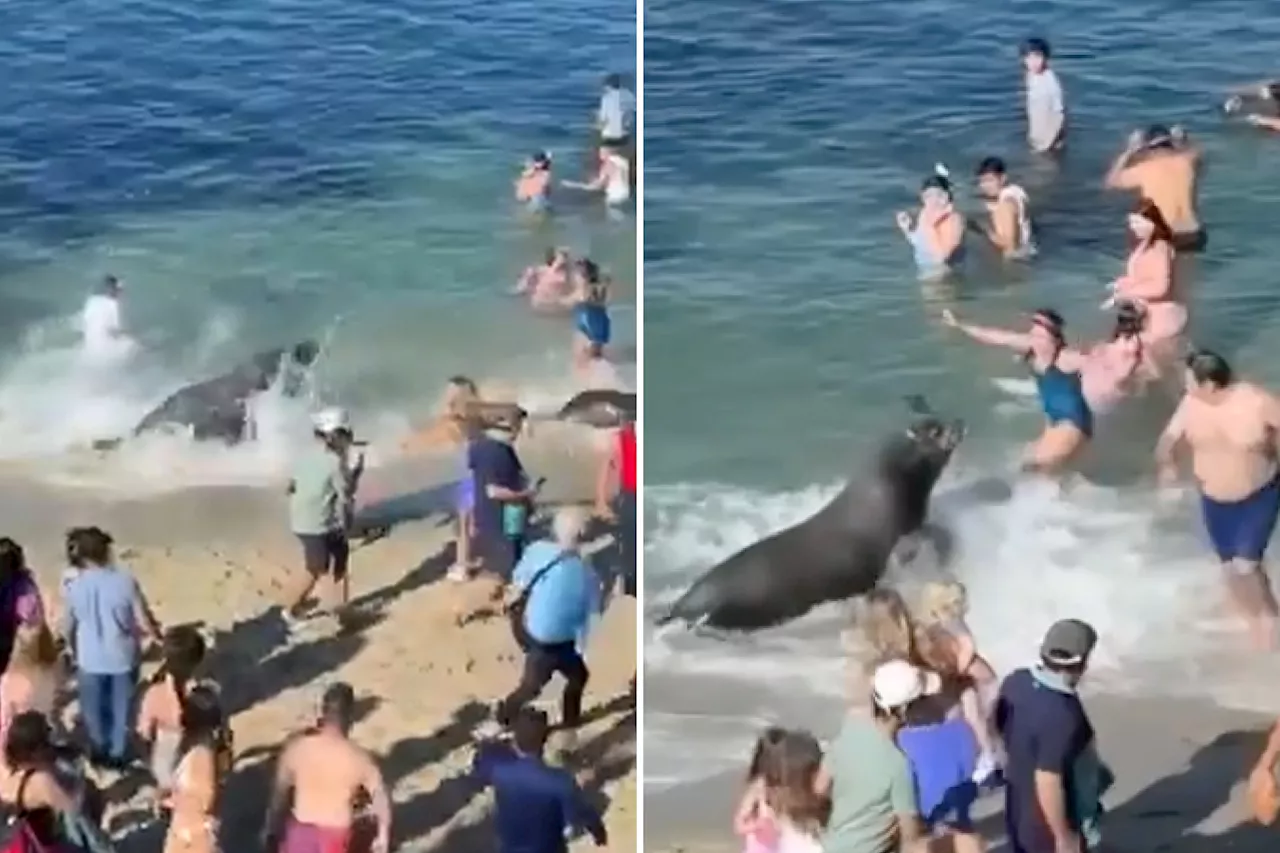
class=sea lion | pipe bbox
[555,389,636,428]
[657,405,965,632]
[95,340,320,449]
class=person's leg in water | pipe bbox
[1202,478,1280,649]
[1021,421,1087,475]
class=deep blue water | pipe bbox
[643,0,1280,793]
[0,0,635,473]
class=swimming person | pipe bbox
[943,308,1091,474]
[1223,81,1280,131]
[974,157,1036,259]
[564,148,631,207]
[514,248,575,309]
[896,172,966,279]
[515,151,554,211]
[1021,38,1066,153]
[1104,125,1204,251]
[1104,198,1187,364]
[1155,350,1280,650]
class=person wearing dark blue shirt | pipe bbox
[473,708,607,853]
[995,619,1111,853]
[468,413,535,578]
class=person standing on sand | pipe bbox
[496,507,600,733]
[594,413,637,599]
[137,626,210,799]
[59,526,162,770]
[472,706,607,853]
[282,408,365,631]
[1155,350,1280,650]
[468,409,537,585]
[263,682,391,853]
[1104,125,1205,252]
[0,537,47,673]
[1022,38,1066,153]
[995,619,1111,853]
[163,685,231,853]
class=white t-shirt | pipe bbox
[1025,69,1065,151]
[81,294,122,347]
[597,88,635,140]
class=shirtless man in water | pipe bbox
[1156,351,1280,649]
[1105,125,1204,252]
[263,683,391,853]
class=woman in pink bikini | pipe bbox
[1106,198,1187,365]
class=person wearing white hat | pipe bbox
[281,407,364,630]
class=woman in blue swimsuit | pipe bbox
[943,307,1093,474]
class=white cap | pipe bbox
[871,660,942,711]
[311,407,351,434]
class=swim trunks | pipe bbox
[281,819,352,853]
[1172,229,1207,253]
[1200,475,1280,564]
[574,303,611,346]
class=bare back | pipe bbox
[1181,383,1279,500]
[284,731,380,829]
[1128,152,1200,233]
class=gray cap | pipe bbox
[1040,619,1097,667]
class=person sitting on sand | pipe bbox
[263,682,390,853]
[0,537,47,673]
[164,685,231,853]
[1104,125,1204,252]
[515,151,554,211]
[733,727,827,853]
[563,147,631,207]
[138,626,211,800]
[515,248,575,310]
[60,526,163,771]
[473,706,607,853]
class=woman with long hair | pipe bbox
[0,538,46,674]
[162,685,229,853]
[138,626,209,797]
[0,624,62,742]
[1107,198,1187,360]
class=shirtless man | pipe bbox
[1104,125,1205,252]
[263,683,391,853]
[1155,351,1280,649]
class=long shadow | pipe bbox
[1105,728,1270,851]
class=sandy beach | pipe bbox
[645,692,1277,853]
[12,427,635,852]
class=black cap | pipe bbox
[1021,38,1051,58]
[1040,619,1097,667]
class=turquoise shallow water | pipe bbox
[644,0,1280,792]
[0,0,635,486]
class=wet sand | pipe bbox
[646,694,1276,853]
[20,429,635,852]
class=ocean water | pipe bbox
[0,0,635,491]
[643,0,1280,792]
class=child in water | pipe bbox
[514,151,554,211]
[733,727,827,853]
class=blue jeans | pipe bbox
[78,671,135,760]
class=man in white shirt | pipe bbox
[80,274,134,361]
[596,73,635,149]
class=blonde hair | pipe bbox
[857,588,917,664]
[10,624,59,672]
[918,580,968,628]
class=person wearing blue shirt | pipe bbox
[468,413,536,579]
[60,526,162,769]
[473,707,607,853]
[496,507,601,730]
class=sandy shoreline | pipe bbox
[12,429,635,852]
[644,692,1277,853]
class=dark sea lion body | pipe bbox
[556,389,636,428]
[129,340,320,445]
[658,414,964,632]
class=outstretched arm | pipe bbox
[941,310,1033,352]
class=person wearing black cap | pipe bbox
[994,619,1109,853]
[1156,349,1280,650]
[1104,123,1205,252]
[472,706,607,853]
[263,682,390,853]
[1021,38,1066,153]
